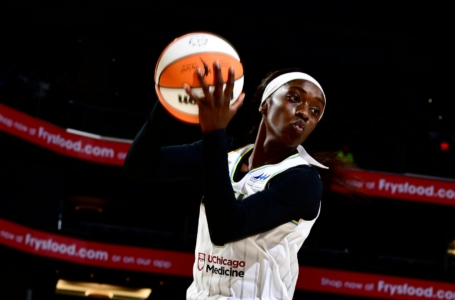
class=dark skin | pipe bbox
[184,62,325,172]
[183,61,244,134]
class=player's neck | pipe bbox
[247,122,295,170]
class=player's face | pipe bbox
[262,79,325,149]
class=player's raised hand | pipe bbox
[184,61,245,133]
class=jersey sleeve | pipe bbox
[123,101,204,182]
[202,129,322,245]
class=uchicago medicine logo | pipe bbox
[197,252,246,278]
[197,253,205,271]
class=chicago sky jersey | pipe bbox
[186,145,322,300]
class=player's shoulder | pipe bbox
[269,164,322,189]
[267,165,322,215]
[278,164,322,180]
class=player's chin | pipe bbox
[285,136,306,150]
[289,130,308,145]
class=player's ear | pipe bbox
[259,100,268,115]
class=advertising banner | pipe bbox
[3,218,455,299]
[332,168,455,206]
[299,266,455,300]
[0,218,193,276]
[0,103,131,166]
[2,103,455,205]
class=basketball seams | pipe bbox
[154,32,241,79]
[155,76,244,124]
[154,32,244,125]
[154,85,199,124]
[158,75,245,90]
[156,53,243,87]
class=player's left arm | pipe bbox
[202,129,322,245]
[229,167,322,239]
[124,101,205,182]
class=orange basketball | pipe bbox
[154,32,244,124]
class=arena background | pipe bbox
[1,1,455,299]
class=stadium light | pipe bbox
[441,142,450,151]
[56,280,152,299]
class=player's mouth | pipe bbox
[293,119,305,133]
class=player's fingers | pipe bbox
[195,68,211,103]
[223,66,235,106]
[230,92,245,114]
[183,83,202,106]
[213,61,224,104]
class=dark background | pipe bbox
[2,1,455,175]
[1,1,455,299]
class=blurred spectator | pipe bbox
[336,144,354,164]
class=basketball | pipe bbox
[154,32,244,124]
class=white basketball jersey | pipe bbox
[187,145,322,300]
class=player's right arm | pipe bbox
[123,101,204,182]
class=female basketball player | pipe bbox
[124,62,327,299]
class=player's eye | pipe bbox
[286,94,300,102]
[310,107,320,116]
